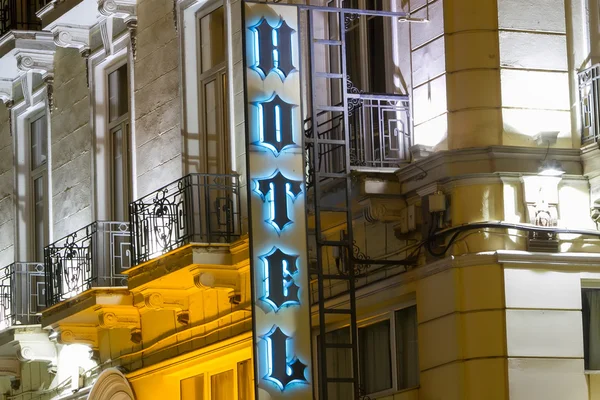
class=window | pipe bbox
[359,320,393,393]
[583,288,600,370]
[395,305,419,389]
[181,373,205,400]
[211,370,233,400]
[338,0,388,93]
[29,113,47,262]
[198,4,230,174]
[180,359,253,400]
[320,305,419,398]
[237,360,253,400]
[107,63,131,221]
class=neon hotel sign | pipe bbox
[243,3,314,399]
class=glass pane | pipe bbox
[210,370,233,400]
[322,327,353,400]
[112,127,125,221]
[583,289,600,370]
[204,79,219,174]
[359,320,392,394]
[200,7,225,73]
[181,373,204,400]
[367,16,386,93]
[109,64,129,122]
[30,115,47,169]
[237,360,254,400]
[34,177,44,262]
[395,306,420,389]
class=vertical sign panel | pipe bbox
[243,3,313,399]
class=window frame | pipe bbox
[179,357,253,399]
[105,60,132,222]
[327,0,397,94]
[27,109,49,262]
[195,1,231,175]
[316,302,419,398]
[88,35,135,222]
[582,283,600,373]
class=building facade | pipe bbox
[0,0,598,399]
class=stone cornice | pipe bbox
[395,146,583,196]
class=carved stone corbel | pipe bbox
[52,25,90,53]
[5,100,14,136]
[16,341,57,364]
[142,292,187,311]
[97,307,140,330]
[15,51,55,78]
[359,197,406,223]
[98,0,136,23]
[57,326,99,349]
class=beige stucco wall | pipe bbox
[134,0,182,198]
[0,102,14,267]
[411,0,572,150]
[51,47,93,240]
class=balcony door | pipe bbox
[198,3,230,176]
[197,3,233,241]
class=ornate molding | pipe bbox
[57,326,99,349]
[0,358,20,377]
[87,368,135,400]
[98,0,136,22]
[100,17,114,56]
[97,307,140,330]
[359,197,406,223]
[126,20,137,60]
[193,270,240,292]
[0,79,13,103]
[52,25,90,52]
[44,75,54,113]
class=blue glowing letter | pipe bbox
[264,325,308,391]
[260,247,300,311]
[251,18,296,80]
[255,94,296,155]
[254,170,302,233]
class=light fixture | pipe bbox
[535,131,565,176]
[538,159,565,177]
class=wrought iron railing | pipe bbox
[579,64,600,145]
[45,221,130,306]
[0,262,45,329]
[304,92,411,185]
[0,0,48,37]
[129,173,242,265]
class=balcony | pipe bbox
[305,92,411,185]
[129,173,242,266]
[0,0,48,36]
[0,262,45,329]
[44,221,131,307]
[579,64,600,145]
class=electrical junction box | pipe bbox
[428,192,446,212]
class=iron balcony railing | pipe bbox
[45,221,131,306]
[304,92,411,184]
[0,262,45,329]
[129,173,242,265]
[0,0,48,37]
[579,64,600,145]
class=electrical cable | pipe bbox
[425,220,600,258]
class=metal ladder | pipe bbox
[305,7,361,400]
